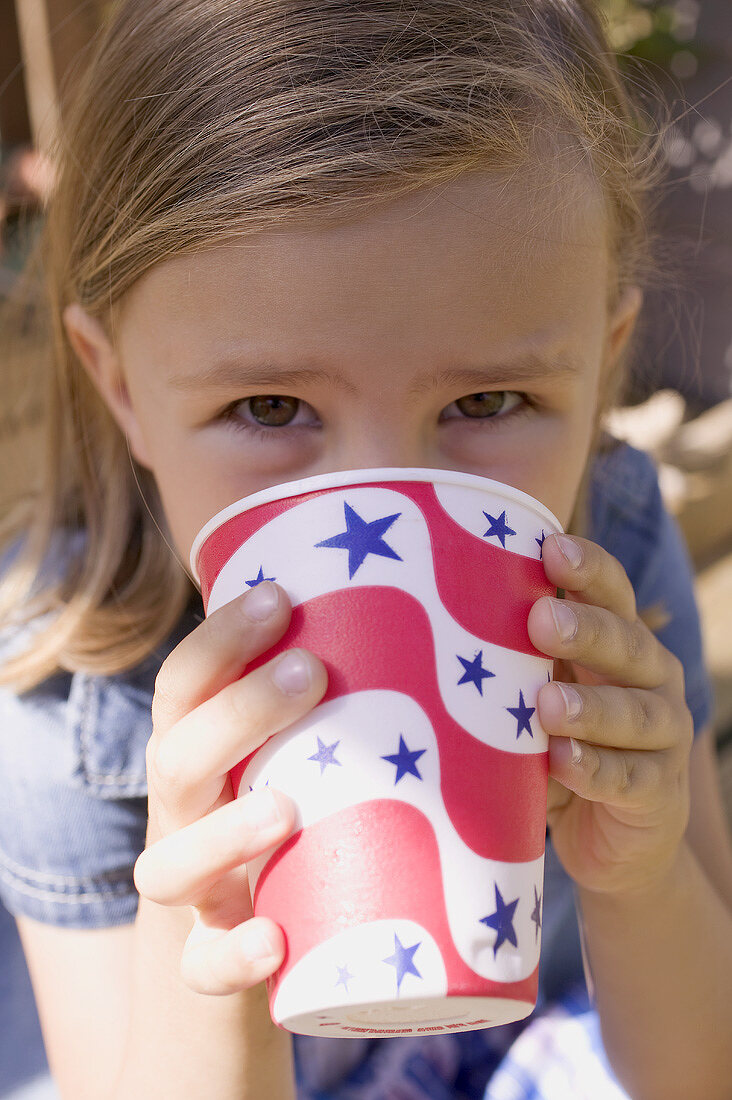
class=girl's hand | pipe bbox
[529,533,694,896]
[133,581,328,994]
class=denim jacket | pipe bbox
[0,438,715,1100]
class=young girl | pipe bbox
[1,2,731,1098]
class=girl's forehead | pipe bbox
[118,166,609,350]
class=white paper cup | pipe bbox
[190,468,563,1038]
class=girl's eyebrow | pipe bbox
[168,351,582,397]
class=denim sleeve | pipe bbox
[0,657,152,928]
[0,530,175,928]
[635,505,715,738]
[589,442,715,739]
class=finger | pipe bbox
[541,534,637,622]
[528,597,675,689]
[548,738,682,810]
[180,913,285,996]
[151,580,292,738]
[547,775,572,817]
[134,787,296,907]
[149,647,328,831]
[538,681,690,752]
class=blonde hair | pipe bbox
[0,0,665,694]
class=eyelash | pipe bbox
[220,391,535,440]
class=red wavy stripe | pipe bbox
[197,480,554,657]
[231,586,548,863]
[256,799,540,1014]
[400,482,552,657]
[198,490,305,609]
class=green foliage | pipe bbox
[601,0,703,75]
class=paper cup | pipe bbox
[190,468,562,1038]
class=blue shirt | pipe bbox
[0,439,715,1100]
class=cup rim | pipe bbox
[189,466,564,583]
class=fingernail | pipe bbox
[242,581,279,621]
[549,598,577,642]
[555,535,583,569]
[556,682,583,720]
[570,737,583,765]
[244,788,282,828]
[246,921,279,960]
[272,649,312,694]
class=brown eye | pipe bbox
[249,395,300,427]
[455,392,506,417]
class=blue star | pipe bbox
[381,734,426,785]
[315,501,402,579]
[457,650,495,695]
[480,884,519,957]
[535,530,546,559]
[307,736,343,776]
[482,509,516,549]
[530,886,542,942]
[248,778,270,791]
[383,932,422,994]
[506,689,535,739]
[335,963,355,993]
[246,565,276,587]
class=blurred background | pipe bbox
[1,0,731,813]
